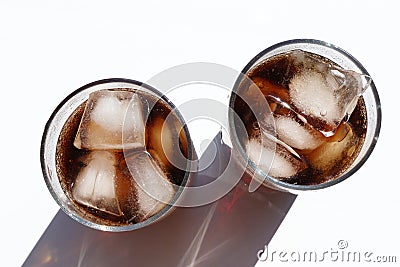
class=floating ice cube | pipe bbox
[289,70,341,127]
[245,138,307,178]
[72,151,122,216]
[147,115,183,171]
[74,89,146,150]
[308,122,357,171]
[275,116,324,150]
[125,152,175,219]
[288,50,368,134]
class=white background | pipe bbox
[1,1,399,266]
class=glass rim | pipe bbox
[229,38,382,191]
[40,78,195,231]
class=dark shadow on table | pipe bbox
[23,132,296,267]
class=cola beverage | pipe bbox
[230,42,380,189]
[42,80,193,230]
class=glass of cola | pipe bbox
[41,78,194,231]
[229,39,381,192]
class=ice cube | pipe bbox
[125,152,175,219]
[275,116,324,150]
[245,138,307,178]
[289,70,341,128]
[113,160,140,222]
[146,115,180,172]
[308,122,357,171]
[72,151,122,216]
[74,89,146,150]
[288,50,367,134]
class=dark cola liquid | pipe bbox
[56,89,189,226]
[233,52,367,185]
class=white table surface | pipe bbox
[1,1,399,266]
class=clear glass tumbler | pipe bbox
[229,39,381,192]
[41,78,195,231]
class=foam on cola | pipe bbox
[233,50,367,185]
[56,88,189,226]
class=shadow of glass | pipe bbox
[24,132,296,267]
